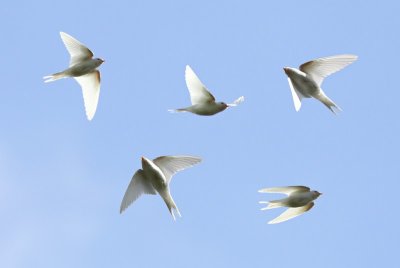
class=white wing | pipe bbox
[299,54,358,86]
[227,96,245,107]
[287,78,303,111]
[268,202,314,224]
[153,155,202,183]
[120,169,157,213]
[258,186,310,196]
[74,71,100,121]
[185,65,215,105]
[60,32,93,67]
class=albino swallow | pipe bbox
[284,54,357,114]
[43,32,105,121]
[259,186,321,224]
[169,65,244,115]
[120,155,201,220]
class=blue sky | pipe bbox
[1,0,399,267]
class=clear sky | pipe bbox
[1,0,399,267]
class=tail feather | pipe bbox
[259,200,284,210]
[317,92,342,114]
[168,108,187,113]
[162,191,181,221]
[43,72,66,83]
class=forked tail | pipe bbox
[162,190,181,221]
[168,108,187,113]
[43,72,66,83]
[317,93,342,114]
[259,200,284,210]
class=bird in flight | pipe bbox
[283,54,357,114]
[120,155,202,220]
[44,32,105,121]
[259,186,321,224]
[169,65,244,116]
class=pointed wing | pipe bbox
[60,32,94,67]
[287,78,303,111]
[227,96,245,107]
[185,65,215,105]
[74,71,101,121]
[258,186,310,196]
[153,155,202,183]
[120,169,157,213]
[268,202,314,224]
[299,54,358,86]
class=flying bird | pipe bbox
[258,186,321,224]
[283,54,357,114]
[43,32,105,121]
[169,65,244,115]
[120,155,202,220]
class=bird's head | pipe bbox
[95,58,105,64]
[141,156,152,168]
[312,191,322,198]
[283,67,293,75]
[219,101,228,108]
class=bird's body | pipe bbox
[259,186,321,224]
[284,54,358,114]
[43,32,104,120]
[47,58,103,81]
[170,65,244,116]
[120,155,202,220]
[174,102,228,116]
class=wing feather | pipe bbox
[258,186,310,196]
[74,71,100,120]
[153,155,202,183]
[60,32,93,66]
[268,202,314,224]
[120,170,156,213]
[185,65,215,104]
[287,78,303,111]
[299,54,358,86]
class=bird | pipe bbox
[43,32,105,121]
[283,54,357,114]
[258,186,321,224]
[120,155,202,220]
[169,65,244,116]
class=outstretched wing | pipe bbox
[60,32,94,66]
[185,65,215,105]
[74,71,101,121]
[258,186,310,196]
[287,77,303,112]
[120,169,156,214]
[227,96,245,107]
[268,202,314,224]
[153,155,202,183]
[299,54,358,86]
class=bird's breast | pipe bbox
[142,160,167,190]
[66,60,101,77]
[287,193,313,207]
[290,74,319,98]
[189,103,226,116]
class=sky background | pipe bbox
[1,0,399,267]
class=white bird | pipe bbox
[283,54,357,114]
[169,65,244,115]
[120,155,201,220]
[258,186,321,224]
[43,32,105,121]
